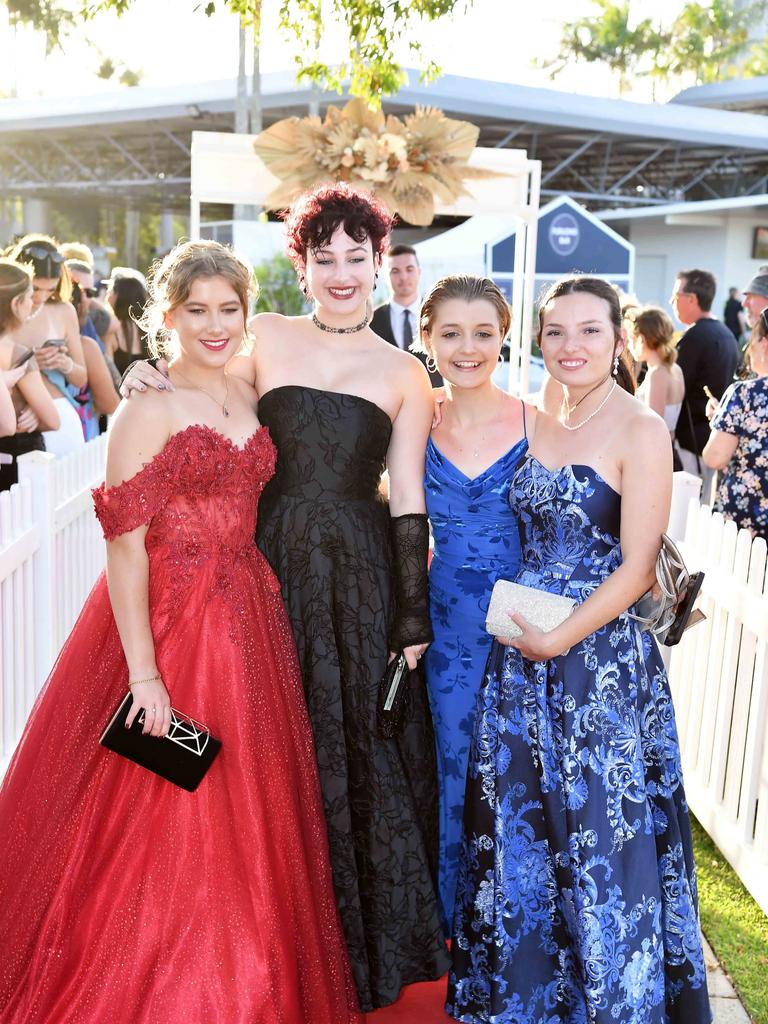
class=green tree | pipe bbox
[5,0,471,109]
[253,254,307,315]
[540,0,665,95]
[657,0,759,84]
[543,0,768,92]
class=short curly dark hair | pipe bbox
[283,183,394,268]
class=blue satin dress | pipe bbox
[424,417,528,931]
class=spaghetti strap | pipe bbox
[521,399,528,440]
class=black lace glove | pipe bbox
[389,512,433,651]
[119,357,159,389]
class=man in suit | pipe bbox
[371,244,443,386]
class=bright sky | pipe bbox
[1,0,679,104]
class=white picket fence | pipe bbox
[0,437,108,770]
[1,454,767,916]
[668,499,768,917]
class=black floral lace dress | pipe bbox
[256,385,448,1012]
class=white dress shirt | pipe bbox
[389,299,421,350]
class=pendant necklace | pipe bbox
[173,368,230,418]
[560,380,616,431]
[312,312,369,334]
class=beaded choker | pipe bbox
[312,312,369,334]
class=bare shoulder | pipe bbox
[387,344,431,399]
[620,390,671,450]
[249,310,296,339]
[52,301,79,332]
[227,371,258,408]
[106,391,172,487]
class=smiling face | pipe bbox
[302,225,378,315]
[539,292,620,389]
[387,251,421,306]
[164,275,245,367]
[425,297,503,389]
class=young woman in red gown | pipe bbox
[0,240,361,1024]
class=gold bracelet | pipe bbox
[128,674,161,688]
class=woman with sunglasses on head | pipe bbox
[448,276,710,1024]
[0,259,60,490]
[120,183,448,1012]
[9,235,87,457]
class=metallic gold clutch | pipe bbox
[485,579,576,640]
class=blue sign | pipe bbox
[548,212,580,257]
[489,198,632,278]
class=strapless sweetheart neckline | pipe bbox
[524,452,622,498]
[259,383,394,428]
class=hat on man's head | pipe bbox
[744,265,768,298]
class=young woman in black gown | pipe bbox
[120,184,448,1011]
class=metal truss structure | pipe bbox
[1,72,767,215]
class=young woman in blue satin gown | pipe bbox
[415,275,535,931]
[448,276,711,1024]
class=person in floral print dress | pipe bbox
[703,313,768,541]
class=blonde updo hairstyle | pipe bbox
[0,258,33,334]
[632,306,677,367]
[415,274,512,357]
[141,240,255,359]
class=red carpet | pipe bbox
[365,974,454,1023]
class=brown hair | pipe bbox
[0,258,33,334]
[141,240,254,358]
[677,268,716,313]
[537,275,635,394]
[416,275,511,354]
[746,308,768,373]
[632,306,677,367]
[9,234,72,304]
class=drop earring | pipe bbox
[426,354,438,374]
[613,352,620,377]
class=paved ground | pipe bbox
[705,936,752,1023]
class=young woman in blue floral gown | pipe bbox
[416,275,534,930]
[448,276,711,1024]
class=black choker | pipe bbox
[312,312,369,334]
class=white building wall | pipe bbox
[625,209,768,319]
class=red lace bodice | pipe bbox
[93,424,276,557]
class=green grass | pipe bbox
[691,815,768,1023]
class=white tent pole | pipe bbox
[190,196,201,241]
[519,160,541,396]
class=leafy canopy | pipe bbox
[6,0,471,106]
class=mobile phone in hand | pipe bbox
[41,339,66,348]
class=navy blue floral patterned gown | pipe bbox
[448,455,711,1024]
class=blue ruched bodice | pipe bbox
[424,432,527,930]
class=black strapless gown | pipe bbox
[256,385,448,1012]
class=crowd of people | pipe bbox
[0,181,765,1024]
[0,234,150,489]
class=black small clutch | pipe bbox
[100,693,222,792]
[377,653,412,739]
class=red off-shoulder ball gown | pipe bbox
[0,424,362,1024]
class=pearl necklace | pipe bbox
[172,368,230,418]
[312,312,369,334]
[560,381,617,431]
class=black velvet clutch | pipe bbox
[377,653,412,739]
[100,693,222,792]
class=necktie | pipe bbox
[402,308,413,351]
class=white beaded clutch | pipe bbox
[485,579,576,640]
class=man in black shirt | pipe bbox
[723,287,747,342]
[670,268,740,492]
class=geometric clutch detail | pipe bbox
[100,693,222,792]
